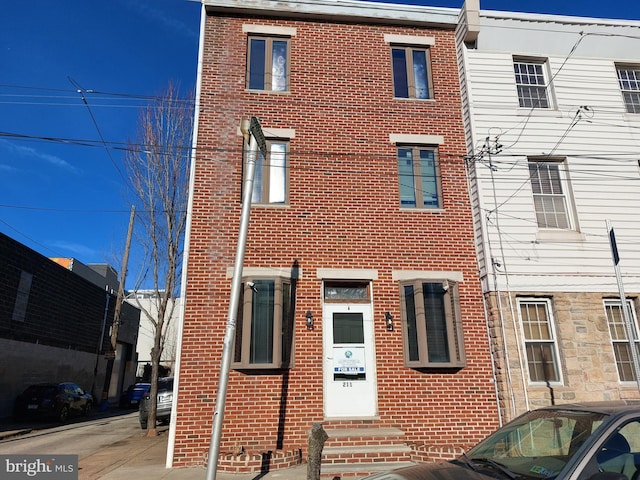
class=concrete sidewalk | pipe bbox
[82,426,308,480]
[0,413,307,480]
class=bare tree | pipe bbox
[124,82,193,436]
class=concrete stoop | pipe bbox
[320,426,414,479]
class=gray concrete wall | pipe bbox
[0,338,98,418]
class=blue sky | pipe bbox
[1,0,201,287]
[1,0,638,289]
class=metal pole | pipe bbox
[205,120,258,480]
[607,219,640,392]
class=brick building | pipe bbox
[170,0,500,476]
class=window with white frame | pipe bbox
[397,146,442,209]
[518,298,561,384]
[249,139,289,204]
[513,58,551,108]
[604,298,640,383]
[233,278,294,369]
[528,159,573,230]
[616,65,640,114]
[400,279,465,368]
[247,36,290,92]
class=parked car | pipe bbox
[139,377,174,429]
[13,382,93,422]
[362,401,640,480]
[119,383,151,408]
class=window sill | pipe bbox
[246,89,290,94]
[529,381,563,387]
[393,97,435,102]
[252,203,290,208]
[536,229,585,243]
[399,207,445,213]
[516,107,562,117]
[622,112,640,122]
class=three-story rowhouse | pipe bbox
[169,0,500,476]
[458,0,640,422]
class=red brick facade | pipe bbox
[172,2,500,470]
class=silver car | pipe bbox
[362,401,640,480]
[138,377,173,429]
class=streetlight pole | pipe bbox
[205,117,266,480]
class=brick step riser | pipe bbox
[323,453,412,463]
[325,438,404,447]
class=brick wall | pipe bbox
[173,11,500,467]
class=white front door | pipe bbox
[323,303,377,418]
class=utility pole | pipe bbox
[100,205,136,409]
[205,117,266,480]
[607,220,640,392]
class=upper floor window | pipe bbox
[400,280,465,368]
[233,278,294,369]
[616,65,640,114]
[391,46,433,100]
[518,298,562,384]
[247,36,290,92]
[528,159,573,230]
[604,298,640,383]
[250,139,289,204]
[514,58,551,108]
[397,146,441,209]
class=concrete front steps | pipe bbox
[320,424,415,479]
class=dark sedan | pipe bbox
[362,401,640,480]
[13,382,93,422]
[119,383,151,408]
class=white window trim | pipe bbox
[392,270,463,283]
[316,269,378,280]
[243,24,297,36]
[528,157,578,233]
[513,57,555,110]
[227,266,302,279]
[384,34,435,46]
[604,298,640,385]
[237,127,296,139]
[517,297,564,386]
[389,134,444,145]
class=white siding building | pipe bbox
[126,291,181,378]
[458,0,640,422]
